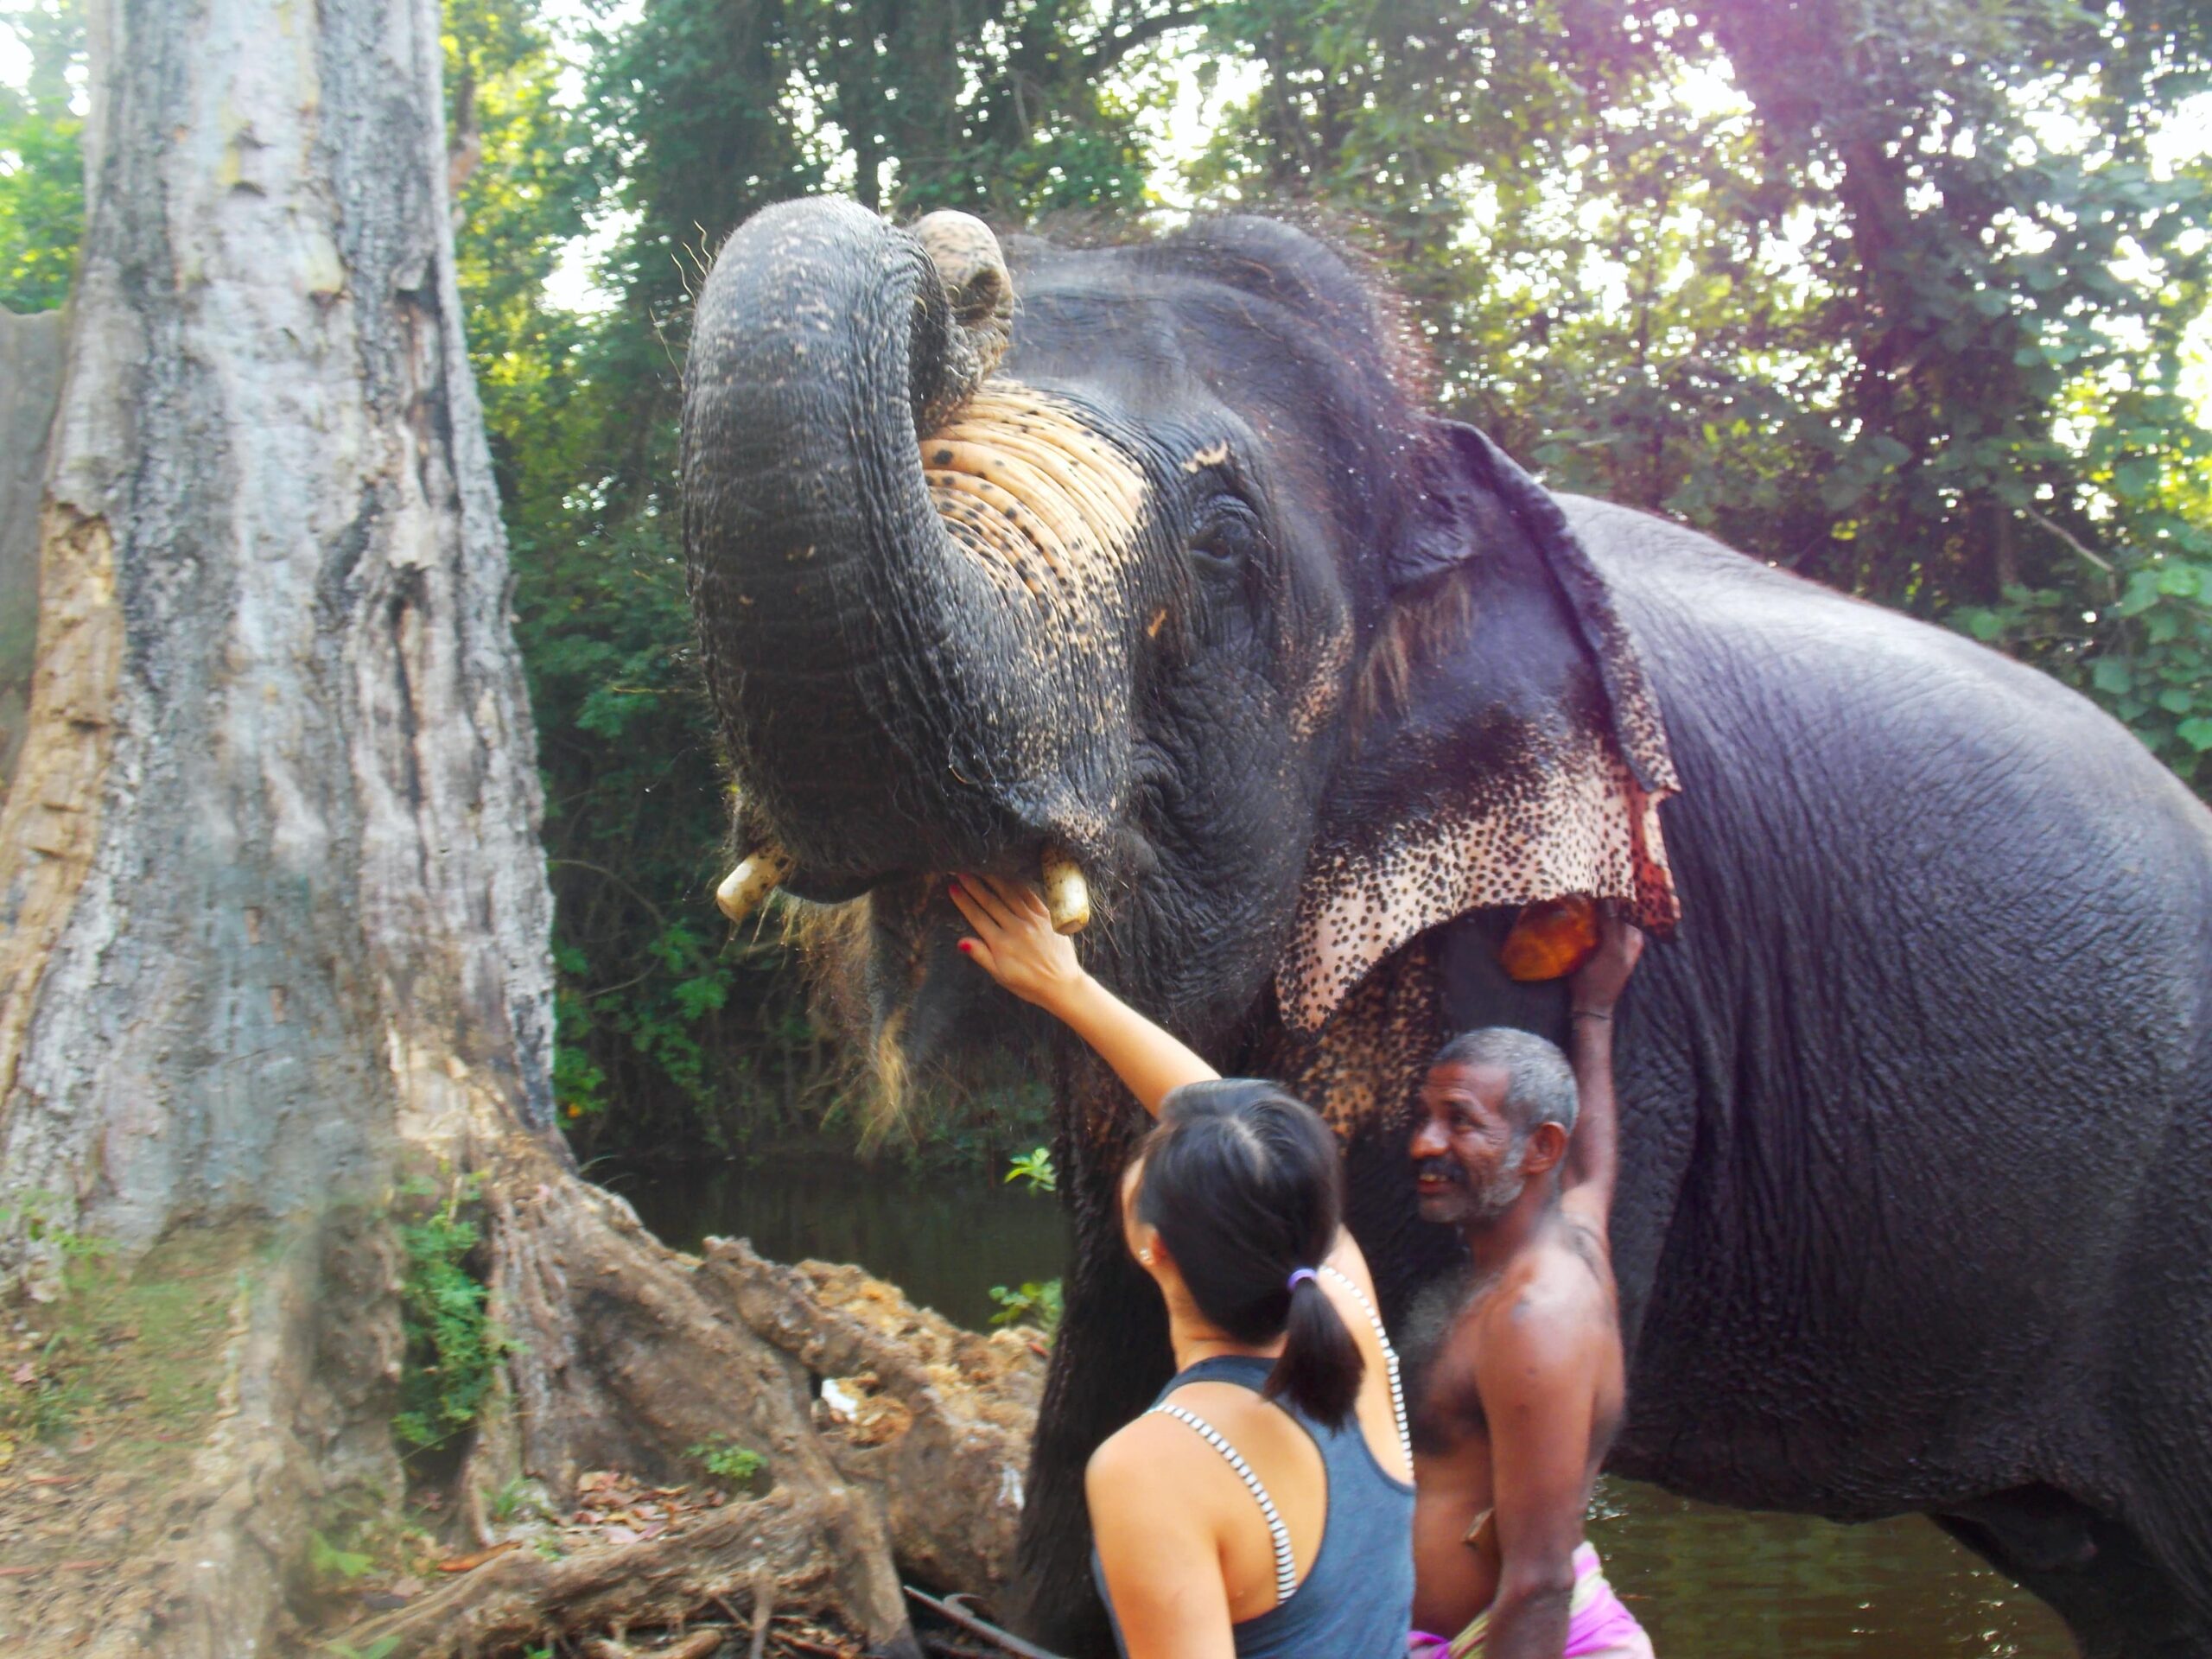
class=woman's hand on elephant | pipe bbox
[955,872,1219,1115]
[1570,906,1645,1016]
[950,873,1090,1013]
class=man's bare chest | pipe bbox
[1408,1278,1502,1463]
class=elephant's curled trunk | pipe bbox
[682,200,1039,882]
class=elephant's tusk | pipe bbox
[1040,849,1090,936]
[715,846,794,925]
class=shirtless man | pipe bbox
[1408,912,1654,1659]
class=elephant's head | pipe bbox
[682,200,1675,1101]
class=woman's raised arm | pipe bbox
[949,874,1217,1116]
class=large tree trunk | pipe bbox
[0,0,922,1651]
[0,308,62,789]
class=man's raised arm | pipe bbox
[1561,910,1644,1227]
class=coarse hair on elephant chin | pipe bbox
[782,896,904,1131]
[782,890,1007,1142]
[870,1009,913,1135]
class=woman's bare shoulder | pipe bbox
[1087,1408,1233,1541]
[1090,1406,1210,1484]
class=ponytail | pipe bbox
[1265,1268,1363,1427]
[1137,1078,1366,1429]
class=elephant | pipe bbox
[679,197,2212,1658]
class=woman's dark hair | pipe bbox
[1135,1078,1364,1427]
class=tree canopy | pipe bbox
[4,0,2206,1154]
[0,0,80,313]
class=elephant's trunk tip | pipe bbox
[912,211,1015,433]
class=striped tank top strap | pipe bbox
[1320,1263,1412,1466]
[1146,1403,1300,1605]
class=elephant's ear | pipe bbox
[1275,420,1681,1036]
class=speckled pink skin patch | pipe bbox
[1276,735,1676,1037]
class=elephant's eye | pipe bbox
[1189,498,1263,578]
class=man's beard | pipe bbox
[1414,1141,1528,1228]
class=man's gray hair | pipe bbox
[1430,1027,1580,1137]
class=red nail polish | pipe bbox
[957,940,972,954]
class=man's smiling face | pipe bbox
[1409,1059,1529,1229]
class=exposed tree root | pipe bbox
[289,1138,1055,1659]
[466,1136,917,1652]
[342,1484,889,1657]
[703,1240,1045,1593]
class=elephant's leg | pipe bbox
[1010,1079,1171,1656]
[1935,1492,2212,1659]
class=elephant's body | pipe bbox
[681,200,2212,1656]
[1556,499,2212,1651]
[1236,499,2212,1657]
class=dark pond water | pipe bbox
[611,1154,2073,1659]
[599,1150,1071,1332]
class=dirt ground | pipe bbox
[0,1226,266,1649]
[0,1219,1051,1657]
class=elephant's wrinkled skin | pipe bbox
[682,199,2212,1657]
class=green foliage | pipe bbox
[487,1475,551,1524]
[308,1529,375,1588]
[1185,0,2211,798]
[987,1278,1065,1338]
[438,0,864,1156]
[0,0,83,311]
[0,1187,112,1261]
[985,1150,1063,1329]
[9,0,2207,1166]
[685,1434,765,1485]
[392,1173,513,1460]
[322,1641,402,1659]
[1006,1147,1059,1195]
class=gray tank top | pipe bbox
[1092,1272,1415,1658]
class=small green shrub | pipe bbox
[987,1279,1064,1338]
[0,1195,114,1444]
[308,1529,373,1589]
[391,1174,513,1460]
[1004,1147,1057,1194]
[0,1190,112,1257]
[1,1327,90,1443]
[486,1476,550,1526]
[685,1435,765,1486]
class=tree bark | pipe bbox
[0,308,62,790]
[0,0,921,1651]
[0,0,555,1257]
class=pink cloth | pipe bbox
[1408,1542,1653,1659]
[1560,1541,1651,1658]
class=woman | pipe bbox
[950,874,1415,1659]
